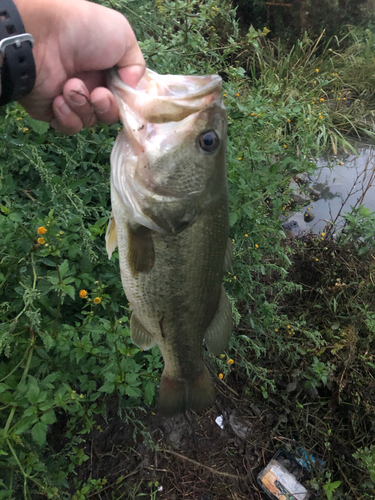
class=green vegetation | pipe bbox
[1,0,375,498]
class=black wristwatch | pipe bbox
[0,0,36,105]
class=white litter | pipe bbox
[215,415,224,429]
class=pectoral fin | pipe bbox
[127,222,155,276]
[105,212,118,259]
[204,287,232,356]
[224,238,234,272]
[130,314,156,350]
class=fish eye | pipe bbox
[198,130,219,153]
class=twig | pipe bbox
[163,448,241,480]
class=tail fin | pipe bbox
[158,364,215,417]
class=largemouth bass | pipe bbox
[106,68,232,416]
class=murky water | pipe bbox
[288,144,375,234]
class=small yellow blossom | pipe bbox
[274,328,278,332]
[320,98,325,102]
[79,290,88,299]
[235,93,240,97]
[219,373,224,380]
[250,112,255,116]
[117,127,121,131]
[234,276,237,280]
[315,69,319,73]
[37,226,47,235]
[316,258,319,261]
[337,98,341,101]
[321,232,325,237]
[245,234,248,237]
[227,359,234,365]
[339,161,343,165]
[255,244,259,248]
[311,111,314,114]
[287,119,291,123]
[283,144,287,149]
[79,394,84,399]
[37,237,45,245]
[23,128,29,133]
[287,325,291,329]
[93,297,101,304]
[238,157,242,160]
[223,93,227,97]
[220,354,225,359]
[232,239,235,243]
[319,115,323,119]
[343,97,347,101]
[313,81,317,85]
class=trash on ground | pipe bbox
[258,448,311,499]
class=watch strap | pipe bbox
[0,0,36,105]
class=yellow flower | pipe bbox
[232,239,235,243]
[93,297,101,304]
[117,127,121,131]
[37,237,45,245]
[287,325,291,329]
[223,93,227,97]
[339,161,343,165]
[37,226,47,235]
[320,98,324,102]
[315,69,319,73]
[234,276,237,280]
[311,111,314,114]
[220,354,225,359]
[283,144,287,149]
[245,234,248,237]
[250,112,255,116]
[274,328,278,332]
[79,290,88,299]
[219,373,224,380]
[79,394,84,399]
[313,80,317,84]
[23,128,29,133]
[337,97,341,101]
[321,233,325,237]
[287,119,291,123]
[227,359,234,365]
[255,244,259,248]
[319,115,323,119]
[235,93,240,97]
[238,157,242,160]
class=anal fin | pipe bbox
[204,287,232,356]
[130,314,156,350]
[127,222,155,276]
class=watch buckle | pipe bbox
[0,33,34,56]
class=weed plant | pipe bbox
[1,0,375,497]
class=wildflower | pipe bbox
[223,93,227,97]
[314,81,317,85]
[220,354,225,359]
[339,161,343,165]
[227,359,234,365]
[250,112,255,116]
[287,119,291,123]
[93,297,101,304]
[79,394,84,399]
[311,111,314,114]
[23,128,29,132]
[319,115,323,119]
[219,373,224,380]
[255,244,259,248]
[287,325,291,329]
[245,233,248,237]
[232,239,235,243]
[117,127,121,131]
[337,98,341,101]
[316,258,319,261]
[234,276,237,280]
[274,328,278,332]
[343,97,346,101]
[320,98,324,102]
[321,232,325,237]
[238,157,242,160]
[236,93,240,97]
[59,231,64,235]
[283,144,287,149]
[79,290,88,299]
[37,226,47,235]
[37,237,45,244]
[315,69,319,73]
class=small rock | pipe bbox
[295,172,310,185]
[289,179,311,205]
[304,210,315,222]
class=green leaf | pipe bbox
[31,421,48,446]
[41,410,57,425]
[59,260,70,279]
[26,117,50,135]
[26,377,40,404]
[144,380,155,406]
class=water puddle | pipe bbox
[287,144,375,234]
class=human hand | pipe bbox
[14,0,145,134]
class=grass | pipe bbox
[1,0,375,498]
